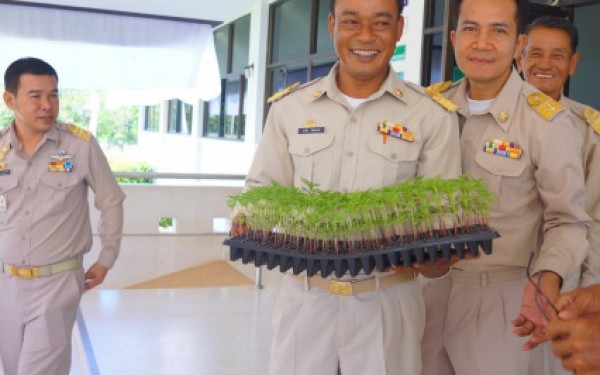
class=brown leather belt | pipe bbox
[295,270,416,296]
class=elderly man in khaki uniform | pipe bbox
[420,1,590,375]
[234,0,461,373]
[516,16,600,375]
[0,57,125,375]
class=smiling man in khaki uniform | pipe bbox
[0,57,125,375]
[420,1,590,375]
[516,16,600,375]
[237,0,461,373]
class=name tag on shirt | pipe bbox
[298,127,325,135]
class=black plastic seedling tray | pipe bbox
[225,227,499,278]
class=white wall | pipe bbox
[86,184,243,288]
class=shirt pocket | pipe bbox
[367,137,420,186]
[0,175,19,219]
[475,152,528,214]
[289,133,335,188]
[38,173,80,216]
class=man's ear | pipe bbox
[3,91,15,111]
[568,52,581,77]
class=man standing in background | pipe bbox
[0,57,125,375]
[517,16,600,375]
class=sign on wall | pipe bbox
[390,0,425,85]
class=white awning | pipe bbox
[0,3,221,104]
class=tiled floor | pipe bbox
[70,284,278,375]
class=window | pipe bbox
[167,100,193,135]
[204,14,250,140]
[421,0,451,86]
[266,0,336,117]
[144,105,160,132]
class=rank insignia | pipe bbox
[0,160,9,175]
[583,107,600,135]
[267,82,301,104]
[484,139,522,159]
[48,150,74,172]
[378,121,414,144]
[498,111,509,123]
[67,123,91,141]
[527,92,564,120]
[0,195,6,212]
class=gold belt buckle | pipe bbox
[10,266,39,278]
[328,280,353,296]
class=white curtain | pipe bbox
[0,3,221,105]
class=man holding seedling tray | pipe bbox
[230,0,465,373]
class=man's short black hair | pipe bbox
[330,0,404,17]
[525,16,579,53]
[4,57,58,93]
[452,0,529,34]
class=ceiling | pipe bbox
[5,0,257,23]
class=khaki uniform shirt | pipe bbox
[247,64,462,193]
[444,69,590,278]
[0,122,125,268]
[561,96,600,286]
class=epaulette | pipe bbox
[66,123,91,142]
[583,107,600,135]
[267,82,301,104]
[423,81,458,112]
[267,78,324,104]
[526,92,565,121]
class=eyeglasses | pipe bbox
[526,252,559,323]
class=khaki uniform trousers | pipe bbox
[421,276,454,375]
[269,274,424,375]
[0,268,84,375]
[422,268,529,375]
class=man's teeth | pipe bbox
[534,72,554,79]
[353,50,378,56]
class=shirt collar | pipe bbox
[314,62,407,105]
[453,68,522,132]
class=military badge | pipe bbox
[378,121,414,144]
[484,139,522,159]
[48,149,74,172]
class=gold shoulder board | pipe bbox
[527,92,565,121]
[267,82,301,104]
[583,107,600,135]
[67,123,91,142]
[426,81,453,95]
[424,82,458,112]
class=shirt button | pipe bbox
[26,187,32,192]
[57,183,63,188]
[24,211,29,216]
[346,151,354,157]
[304,148,310,154]
[21,237,25,241]
[493,165,502,173]
[390,153,397,160]
[27,161,32,167]
[351,118,357,124]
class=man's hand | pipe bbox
[412,251,478,278]
[546,311,600,374]
[85,263,108,291]
[230,213,248,237]
[554,284,600,320]
[512,271,561,351]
